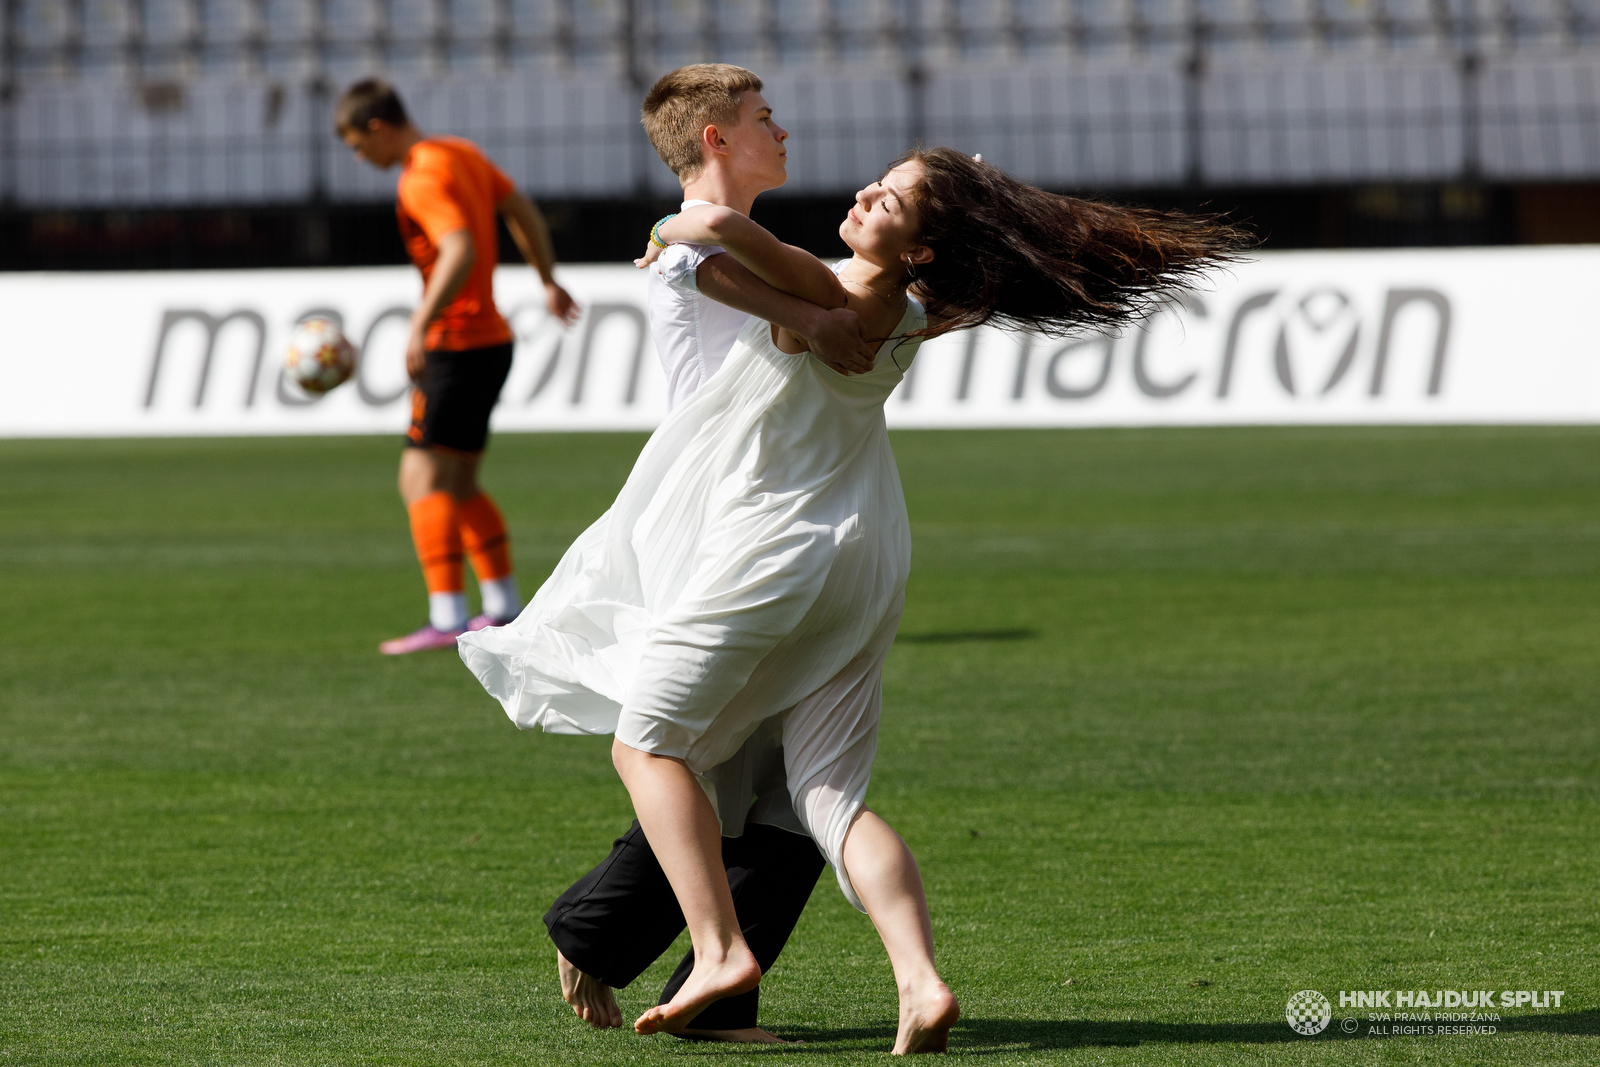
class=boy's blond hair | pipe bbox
[640,64,764,180]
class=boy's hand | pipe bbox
[546,282,581,326]
[807,306,875,375]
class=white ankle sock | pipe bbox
[429,592,468,631]
[479,575,521,622]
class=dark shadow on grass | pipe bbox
[896,628,1038,644]
[675,1012,1599,1054]
[1500,1010,1600,1036]
[949,1014,1600,1053]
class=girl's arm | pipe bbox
[655,206,849,311]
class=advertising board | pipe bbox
[3,246,1596,437]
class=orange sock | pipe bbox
[407,491,463,594]
[459,492,513,581]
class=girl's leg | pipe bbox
[610,738,762,1033]
[840,809,960,1054]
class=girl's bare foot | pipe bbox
[557,949,623,1029]
[634,944,762,1035]
[892,980,960,1054]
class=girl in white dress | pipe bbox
[459,148,1244,1052]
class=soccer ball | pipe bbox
[284,317,356,394]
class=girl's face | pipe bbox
[840,161,931,272]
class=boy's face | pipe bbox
[707,91,788,190]
[340,119,405,169]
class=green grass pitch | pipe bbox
[2,426,1596,1065]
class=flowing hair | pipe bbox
[900,147,1252,337]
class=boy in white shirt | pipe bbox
[543,65,870,1044]
[642,68,875,407]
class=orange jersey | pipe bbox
[397,136,515,351]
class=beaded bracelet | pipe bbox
[649,214,678,249]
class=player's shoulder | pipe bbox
[430,134,487,158]
[405,136,488,175]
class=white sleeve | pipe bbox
[657,242,727,295]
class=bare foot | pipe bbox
[672,1026,793,1044]
[634,944,762,1035]
[556,948,622,1029]
[892,980,960,1054]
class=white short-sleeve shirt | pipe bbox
[646,199,754,411]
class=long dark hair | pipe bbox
[901,148,1251,337]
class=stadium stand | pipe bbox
[2,0,1598,263]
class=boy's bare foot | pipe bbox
[634,944,762,1035]
[892,980,960,1054]
[557,949,623,1029]
[672,1026,792,1043]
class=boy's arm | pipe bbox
[406,229,475,379]
[497,190,580,326]
[695,254,874,375]
[656,207,849,311]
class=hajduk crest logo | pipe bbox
[1286,989,1333,1035]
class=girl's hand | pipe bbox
[634,241,664,269]
[634,205,734,268]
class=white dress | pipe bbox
[459,282,925,909]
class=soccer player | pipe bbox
[537,64,874,1044]
[333,79,579,655]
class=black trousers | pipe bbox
[544,820,826,1031]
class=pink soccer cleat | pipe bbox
[379,624,465,655]
[467,613,516,631]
